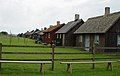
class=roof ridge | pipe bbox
[67,19,82,23]
[89,11,120,19]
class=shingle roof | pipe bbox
[74,11,120,34]
[24,31,31,35]
[35,31,44,35]
[56,19,83,34]
[43,24,64,33]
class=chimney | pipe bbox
[41,28,43,31]
[75,14,79,21]
[49,25,53,28]
[57,21,60,25]
[105,7,110,15]
[44,27,47,30]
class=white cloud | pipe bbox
[0,0,120,34]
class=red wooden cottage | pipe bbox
[74,7,120,52]
[43,21,65,44]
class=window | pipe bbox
[94,35,99,44]
[57,34,59,39]
[48,33,50,38]
[117,35,120,46]
[46,34,47,38]
[60,34,62,39]
[79,35,82,42]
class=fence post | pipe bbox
[10,35,12,45]
[92,44,96,69]
[0,43,2,69]
[52,44,55,71]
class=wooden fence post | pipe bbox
[0,43,2,69]
[10,35,12,45]
[92,44,96,69]
[52,44,55,71]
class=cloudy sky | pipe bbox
[0,0,120,34]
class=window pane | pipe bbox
[117,35,120,45]
[79,35,82,42]
[48,33,50,38]
[94,35,99,44]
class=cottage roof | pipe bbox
[56,19,83,34]
[34,30,44,35]
[30,30,34,35]
[74,11,120,34]
[24,31,31,35]
[43,24,64,33]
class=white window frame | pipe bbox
[94,35,99,44]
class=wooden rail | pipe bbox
[2,44,50,48]
[0,43,55,72]
[96,47,120,50]
[2,52,52,54]
[2,52,92,54]
[1,57,118,61]
[0,43,120,73]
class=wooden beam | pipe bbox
[2,52,52,54]
[0,60,52,64]
[96,47,120,50]
[2,45,50,48]
[2,52,92,54]
[61,61,117,64]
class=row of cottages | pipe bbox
[56,14,84,46]
[74,7,120,51]
[43,21,65,44]
[24,29,44,40]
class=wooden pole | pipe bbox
[0,43,2,69]
[24,36,25,44]
[51,44,55,71]
[26,38,28,45]
[18,36,19,43]
[10,30,12,45]
[92,44,95,69]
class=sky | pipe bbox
[0,0,120,34]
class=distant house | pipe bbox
[24,31,31,38]
[43,21,65,44]
[34,29,44,43]
[56,14,84,46]
[29,30,35,39]
[74,7,120,52]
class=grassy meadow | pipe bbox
[0,35,120,76]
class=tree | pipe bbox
[0,31,8,35]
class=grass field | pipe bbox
[0,35,120,76]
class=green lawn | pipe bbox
[0,35,42,46]
[0,35,120,76]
